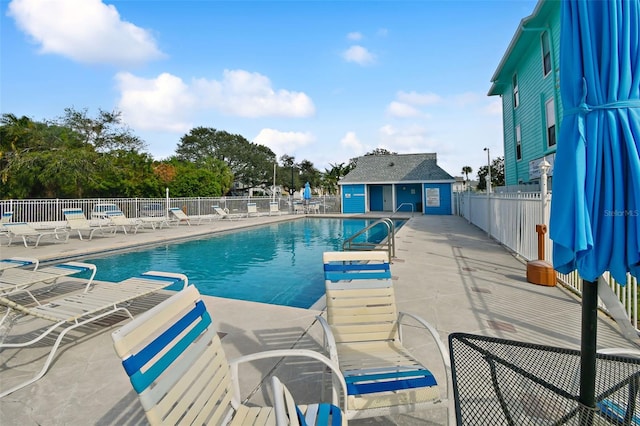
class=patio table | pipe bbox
[449,333,640,425]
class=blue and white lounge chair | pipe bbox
[168,207,202,226]
[112,285,348,425]
[213,206,245,220]
[62,208,117,240]
[0,211,12,244]
[0,257,39,272]
[3,222,70,247]
[247,202,259,217]
[0,271,188,398]
[269,201,282,216]
[0,261,97,305]
[317,251,453,422]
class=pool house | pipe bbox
[339,153,455,215]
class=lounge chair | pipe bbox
[105,209,142,235]
[247,202,259,217]
[112,285,348,425]
[0,271,188,398]
[0,257,39,272]
[3,222,70,247]
[0,211,12,244]
[0,261,97,305]
[168,207,201,226]
[316,251,453,422]
[294,202,305,214]
[62,208,117,240]
[269,201,282,216]
[213,205,245,220]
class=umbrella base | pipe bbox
[527,260,557,286]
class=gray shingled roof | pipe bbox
[340,153,454,184]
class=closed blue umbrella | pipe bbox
[549,0,640,416]
[303,182,312,201]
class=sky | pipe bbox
[1,0,539,179]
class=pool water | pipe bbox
[82,218,403,308]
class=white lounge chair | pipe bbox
[269,201,282,216]
[0,271,188,398]
[0,211,12,244]
[168,207,201,226]
[0,257,39,272]
[62,208,117,240]
[0,261,97,305]
[294,202,305,214]
[213,206,244,220]
[247,202,259,217]
[112,285,348,425]
[3,222,70,247]
[105,209,142,234]
[317,251,453,422]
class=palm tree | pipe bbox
[461,166,473,189]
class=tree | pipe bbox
[57,107,145,153]
[176,127,276,193]
[1,109,153,198]
[364,148,396,156]
[321,162,353,195]
[461,166,473,183]
[476,156,505,191]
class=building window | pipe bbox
[545,99,556,147]
[516,125,522,160]
[512,74,519,108]
[541,32,552,76]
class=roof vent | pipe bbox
[388,161,394,167]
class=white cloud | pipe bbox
[115,72,195,132]
[396,91,442,106]
[378,124,437,151]
[340,131,365,154]
[253,128,315,159]
[115,69,315,132]
[342,45,375,65]
[377,28,389,37]
[194,70,315,118]
[484,98,503,115]
[386,101,423,118]
[8,0,164,66]
[347,32,363,41]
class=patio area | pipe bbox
[0,214,638,425]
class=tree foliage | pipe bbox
[176,127,276,192]
[476,157,505,191]
[1,108,326,200]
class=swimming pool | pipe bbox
[81,218,403,308]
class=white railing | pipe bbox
[0,195,341,223]
[456,191,638,330]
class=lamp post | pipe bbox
[484,147,491,237]
[290,165,295,213]
[483,147,491,193]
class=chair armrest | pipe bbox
[228,348,348,413]
[315,315,339,363]
[398,311,455,425]
[272,375,346,426]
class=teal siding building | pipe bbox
[339,153,455,215]
[488,0,562,187]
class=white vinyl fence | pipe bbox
[456,191,638,331]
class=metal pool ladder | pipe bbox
[342,218,395,261]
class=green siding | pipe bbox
[493,1,562,186]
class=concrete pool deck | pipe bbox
[1,214,638,425]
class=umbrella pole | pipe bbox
[579,278,598,424]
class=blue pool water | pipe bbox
[81,218,402,308]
